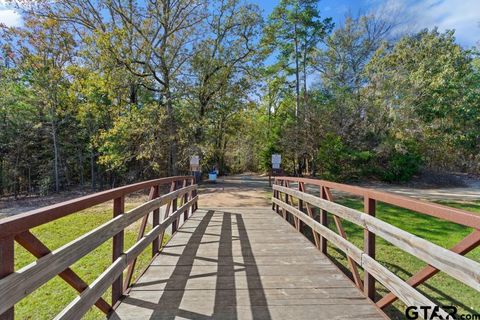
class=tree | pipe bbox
[366,29,480,171]
[262,0,332,120]
[262,0,332,175]
[315,14,397,149]
[191,0,262,120]
[0,58,36,197]
[22,0,206,175]
[1,16,77,192]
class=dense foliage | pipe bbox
[0,0,479,197]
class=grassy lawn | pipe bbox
[316,198,480,319]
[13,201,170,320]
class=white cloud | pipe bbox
[413,0,480,47]
[0,8,21,27]
[379,0,480,47]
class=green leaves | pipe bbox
[262,0,333,72]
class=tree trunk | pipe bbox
[79,151,84,188]
[303,41,308,120]
[294,14,301,176]
[164,79,178,176]
[294,23,300,120]
[90,150,96,190]
[28,167,31,195]
[14,152,19,200]
[0,158,3,197]
[52,121,60,193]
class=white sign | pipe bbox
[190,155,199,165]
[272,154,281,165]
[272,163,280,169]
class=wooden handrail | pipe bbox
[54,197,198,320]
[274,176,480,229]
[272,198,451,318]
[272,177,480,317]
[0,176,194,238]
[0,176,197,320]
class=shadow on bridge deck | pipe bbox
[110,207,386,320]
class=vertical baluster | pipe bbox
[319,186,328,254]
[0,236,14,320]
[364,196,376,300]
[280,180,287,219]
[112,196,124,306]
[296,182,304,231]
[284,181,290,205]
[285,181,291,224]
[298,182,304,212]
[191,178,197,212]
[271,181,276,211]
[151,185,160,257]
[189,178,196,216]
[273,179,279,213]
[172,181,178,233]
[157,181,176,257]
[183,179,188,221]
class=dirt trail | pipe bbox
[198,173,271,207]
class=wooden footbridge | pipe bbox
[0,176,479,319]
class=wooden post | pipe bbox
[284,181,290,205]
[156,181,176,258]
[280,180,287,219]
[319,187,328,254]
[112,196,124,305]
[271,179,276,211]
[183,180,188,221]
[0,237,14,320]
[189,178,196,216]
[171,197,178,233]
[190,179,197,212]
[298,182,304,212]
[364,196,376,301]
[151,185,160,257]
[297,182,304,231]
[172,182,178,233]
[285,181,291,223]
[273,179,279,213]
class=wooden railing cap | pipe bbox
[0,176,195,238]
[273,176,480,229]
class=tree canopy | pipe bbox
[1,0,479,197]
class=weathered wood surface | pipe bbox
[274,184,480,292]
[0,187,197,316]
[111,207,385,320]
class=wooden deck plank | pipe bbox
[111,208,386,320]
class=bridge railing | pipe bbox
[272,176,480,318]
[0,176,198,320]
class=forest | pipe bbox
[0,0,479,197]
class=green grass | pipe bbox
[14,202,169,320]
[317,198,480,319]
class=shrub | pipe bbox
[377,143,423,182]
[316,134,374,181]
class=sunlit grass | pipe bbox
[320,198,480,319]
[14,202,169,320]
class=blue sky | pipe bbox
[0,0,478,47]
[251,0,480,48]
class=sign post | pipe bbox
[270,154,282,186]
[190,156,200,183]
